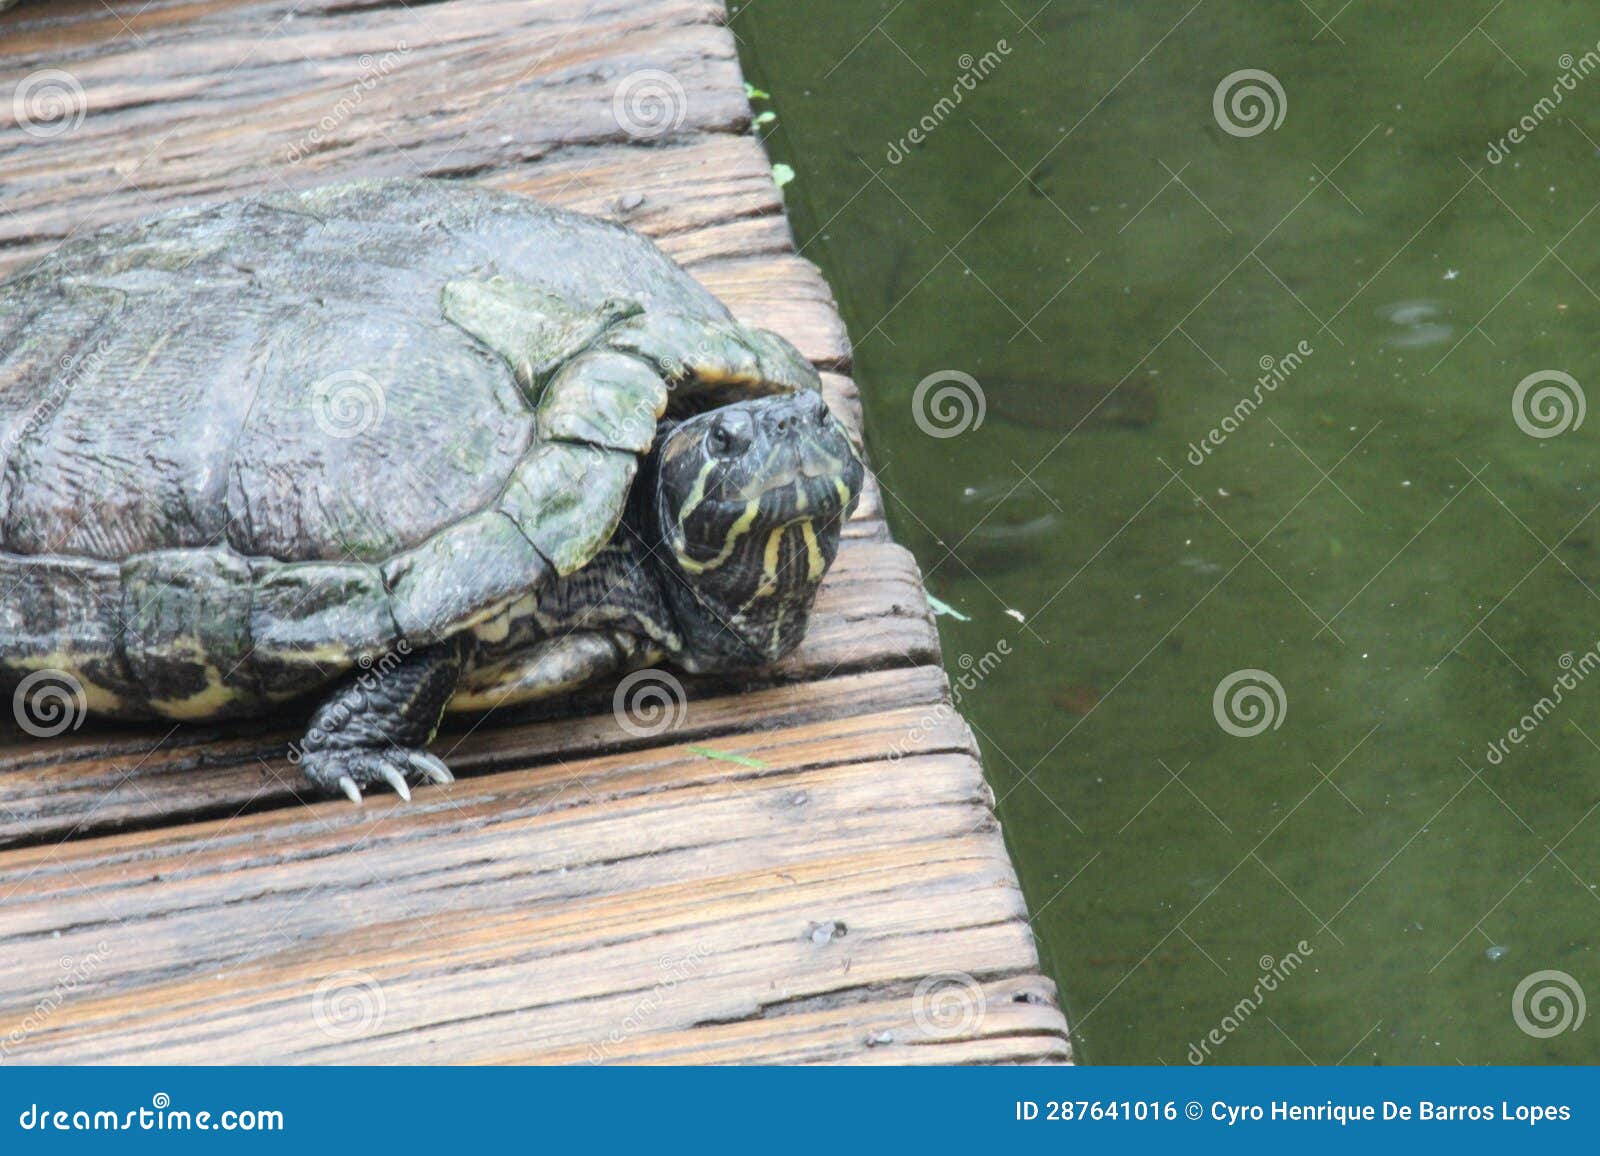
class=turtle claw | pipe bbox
[408,752,454,784]
[379,766,413,802]
[301,748,455,803]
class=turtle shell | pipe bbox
[0,180,817,719]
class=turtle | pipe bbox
[0,179,864,801]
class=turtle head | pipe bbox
[643,391,864,672]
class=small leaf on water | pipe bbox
[687,745,769,769]
[753,110,776,126]
[772,163,796,188]
[926,593,971,621]
[745,83,771,101]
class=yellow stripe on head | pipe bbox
[675,458,720,528]
[798,518,824,581]
[675,497,761,574]
[754,525,787,599]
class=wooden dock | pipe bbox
[0,0,1071,1064]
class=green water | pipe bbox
[736,1,1600,1064]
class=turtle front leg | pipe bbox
[449,631,657,712]
[296,641,463,803]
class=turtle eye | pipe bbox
[707,412,751,458]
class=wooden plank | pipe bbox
[0,712,1054,1064]
[486,135,794,265]
[0,1,749,257]
[0,0,1069,1064]
[0,664,949,847]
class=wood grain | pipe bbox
[0,0,1070,1064]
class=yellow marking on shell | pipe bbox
[12,653,126,713]
[472,615,512,645]
[833,478,852,507]
[81,682,128,713]
[109,636,244,720]
[149,666,241,720]
[455,595,529,636]
[470,594,541,646]
[675,497,760,575]
[691,364,757,386]
[262,641,363,664]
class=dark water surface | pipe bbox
[737,1,1600,1063]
